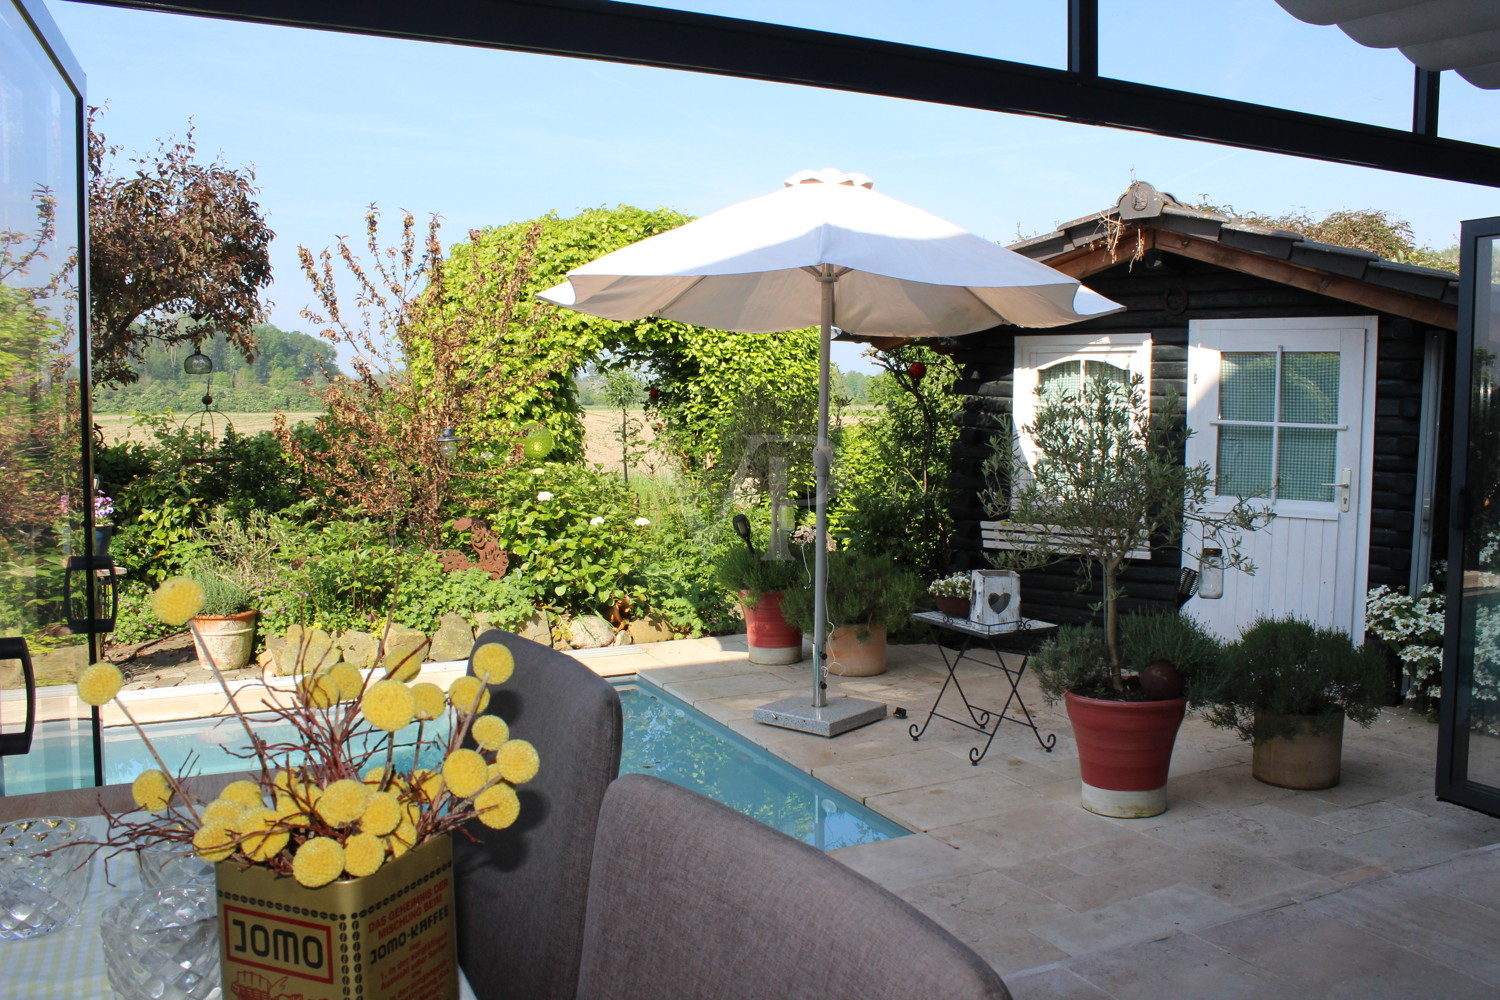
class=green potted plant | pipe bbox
[781,549,922,676]
[983,374,1270,817]
[714,539,805,665]
[928,572,973,619]
[189,564,259,671]
[1195,615,1390,789]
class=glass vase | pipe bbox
[0,816,92,940]
[100,885,221,1000]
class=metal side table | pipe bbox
[909,611,1059,765]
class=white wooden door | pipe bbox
[1184,317,1377,639]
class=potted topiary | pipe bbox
[781,550,923,676]
[1195,615,1390,789]
[189,566,259,671]
[928,572,974,619]
[715,540,805,665]
[983,374,1270,817]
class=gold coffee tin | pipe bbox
[216,835,456,1000]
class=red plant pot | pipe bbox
[741,591,803,665]
[1064,692,1187,818]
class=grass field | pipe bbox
[94,412,323,445]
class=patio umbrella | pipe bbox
[539,168,1123,736]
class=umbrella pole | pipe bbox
[811,269,836,709]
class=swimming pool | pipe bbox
[0,678,906,850]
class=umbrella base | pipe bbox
[753,695,887,738]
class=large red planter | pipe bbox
[1064,692,1187,818]
[741,591,803,665]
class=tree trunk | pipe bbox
[1104,557,1123,690]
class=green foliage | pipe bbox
[114,497,205,584]
[1029,624,1110,703]
[1196,616,1391,742]
[389,557,542,634]
[1119,611,1224,692]
[983,374,1269,689]
[714,545,805,604]
[483,462,648,612]
[780,549,922,636]
[1031,612,1223,702]
[109,581,180,645]
[191,567,252,616]
[1187,199,1455,271]
[622,479,738,635]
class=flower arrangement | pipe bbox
[1365,583,1445,703]
[928,573,972,599]
[80,576,538,888]
[93,491,115,523]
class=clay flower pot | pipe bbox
[826,625,888,676]
[741,591,803,665]
[1064,692,1187,818]
[1251,712,1344,789]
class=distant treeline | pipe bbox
[93,324,342,414]
[574,368,873,407]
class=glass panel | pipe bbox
[1220,353,1275,422]
[1216,426,1272,498]
[0,0,91,795]
[1083,360,1129,388]
[1281,352,1339,424]
[1456,231,1500,795]
[1037,359,1082,401]
[1277,428,1337,502]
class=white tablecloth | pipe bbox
[1,817,477,999]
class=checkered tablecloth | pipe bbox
[1,816,478,999]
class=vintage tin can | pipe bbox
[215,835,456,1000]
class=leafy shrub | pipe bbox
[1029,624,1109,703]
[780,549,922,638]
[109,581,179,645]
[390,556,542,634]
[713,545,804,604]
[1120,612,1223,693]
[624,483,738,636]
[191,568,252,616]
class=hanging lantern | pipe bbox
[1198,548,1225,600]
[183,349,213,375]
[908,361,927,382]
[521,426,555,461]
[435,426,461,461]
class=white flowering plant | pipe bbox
[1365,583,1444,701]
[80,577,538,888]
[928,573,972,599]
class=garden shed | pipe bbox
[945,180,1459,643]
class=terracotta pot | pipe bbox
[1064,692,1187,818]
[1251,712,1344,789]
[826,625,887,676]
[934,595,971,619]
[191,610,259,671]
[741,591,803,665]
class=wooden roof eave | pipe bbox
[1041,226,1458,331]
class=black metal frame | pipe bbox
[75,0,1500,187]
[908,612,1058,765]
[1437,214,1500,817]
[0,638,36,757]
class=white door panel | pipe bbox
[1184,317,1375,640]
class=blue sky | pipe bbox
[45,0,1500,373]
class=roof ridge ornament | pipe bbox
[784,168,874,189]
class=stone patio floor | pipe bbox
[583,633,1500,1000]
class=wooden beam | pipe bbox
[1158,233,1458,330]
[1039,230,1157,279]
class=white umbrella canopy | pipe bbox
[539,169,1123,735]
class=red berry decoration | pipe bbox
[909,361,927,382]
[648,387,659,400]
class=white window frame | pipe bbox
[985,332,1153,559]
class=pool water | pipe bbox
[0,678,906,850]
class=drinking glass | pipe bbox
[0,816,92,940]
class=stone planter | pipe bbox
[216,834,456,1000]
[825,625,887,677]
[1251,712,1345,789]
[1065,692,1187,818]
[191,611,259,672]
[742,591,803,665]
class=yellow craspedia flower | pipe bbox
[344,832,385,878]
[474,782,521,830]
[131,769,173,812]
[360,791,402,836]
[384,645,423,683]
[448,676,489,715]
[240,808,289,862]
[410,682,446,722]
[77,662,124,707]
[299,672,338,709]
[495,739,541,785]
[470,643,514,685]
[328,663,365,701]
[442,748,488,799]
[362,766,386,787]
[220,779,265,810]
[151,576,205,626]
[272,769,297,795]
[273,793,308,826]
[471,714,509,751]
[192,821,236,862]
[317,779,370,827]
[410,769,444,803]
[385,819,417,859]
[292,837,345,889]
[201,798,244,826]
[361,679,416,732]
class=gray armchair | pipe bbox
[575,773,1012,1000]
[455,629,623,1000]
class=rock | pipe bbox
[627,614,677,644]
[516,610,550,646]
[278,625,336,675]
[337,629,380,670]
[610,629,635,647]
[568,615,615,649]
[429,613,476,662]
[380,625,430,679]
